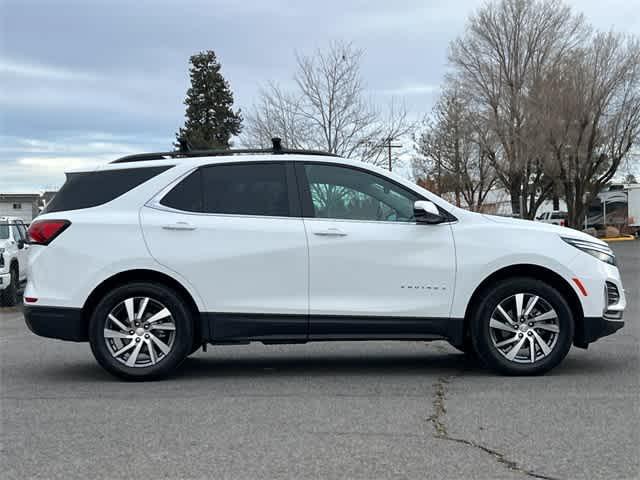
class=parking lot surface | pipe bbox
[1,242,638,479]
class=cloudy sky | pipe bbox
[1,0,639,192]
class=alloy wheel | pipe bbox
[489,293,559,364]
[103,297,176,368]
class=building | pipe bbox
[0,193,41,223]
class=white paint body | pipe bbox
[25,155,626,323]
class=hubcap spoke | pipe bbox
[495,335,519,348]
[146,308,171,325]
[104,329,132,339]
[150,323,176,331]
[523,295,539,317]
[125,340,144,367]
[108,314,129,332]
[146,339,157,365]
[490,318,517,333]
[531,310,557,323]
[124,298,135,325]
[529,336,536,363]
[113,340,136,358]
[496,305,515,325]
[534,323,559,333]
[505,336,528,360]
[136,297,150,320]
[531,330,552,356]
[148,333,171,355]
[515,293,524,319]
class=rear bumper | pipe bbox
[23,305,87,342]
[574,316,624,348]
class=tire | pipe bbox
[470,277,574,376]
[89,282,194,381]
[0,265,19,307]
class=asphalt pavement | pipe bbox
[1,241,638,480]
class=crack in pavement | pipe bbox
[427,375,561,480]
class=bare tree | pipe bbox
[538,33,640,227]
[413,83,498,211]
[244,42,413,167]
[449,0,589,218]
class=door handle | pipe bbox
[162,222,197,231]
[313,227,347,237]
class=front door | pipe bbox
[141,161,308,341]
[297,162,456,339]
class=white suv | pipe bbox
[0,216,29,306]
[24,141,626,380]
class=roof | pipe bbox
[0,193,41,201]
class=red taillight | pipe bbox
[560,220,565,226]
[28,220,71,245]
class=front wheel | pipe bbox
[471,277,574,375]
[0,265,19,307]
[89,282,193,381]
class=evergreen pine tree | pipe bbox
[175,50,242,149]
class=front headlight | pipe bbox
[562,237,616,266]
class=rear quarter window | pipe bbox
[45,166,172,213]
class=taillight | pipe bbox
[560,220,565,226]
[28,220,71,245]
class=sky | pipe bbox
[1,0,639,192]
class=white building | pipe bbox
[0,193,41,223]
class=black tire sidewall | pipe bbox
[89,282,193,380]
[471,277,574,375]
[1,266,18,307]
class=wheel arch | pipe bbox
[81,269,203,342]
[462,264,584,346]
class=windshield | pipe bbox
[0,222,8,239]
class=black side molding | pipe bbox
[203,312,464,345]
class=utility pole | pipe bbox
[382,137,402,172]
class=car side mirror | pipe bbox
[17,240,25,250]
[414,200,445,224]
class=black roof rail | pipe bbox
[110,137,338,164]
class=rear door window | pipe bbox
[202,163,290,216]
[45,166,172,213]
[159,162,293,217]
[160,169,203,212]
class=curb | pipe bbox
[602,236,637,243]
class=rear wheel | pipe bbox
[471,277,574,375]
[89,282,193,380]
[0,265,19,307]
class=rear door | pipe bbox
[297,162,456,338]
[141,161,309,341]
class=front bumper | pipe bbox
[574,316,624,348]
[0,272,10,291]
[23,305,87,341]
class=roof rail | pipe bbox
[110,137,338,164]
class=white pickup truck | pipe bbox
[628,184,640,235]
[0,216,29,306]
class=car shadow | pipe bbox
[30,348,487,384]
[23,344,630,384]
